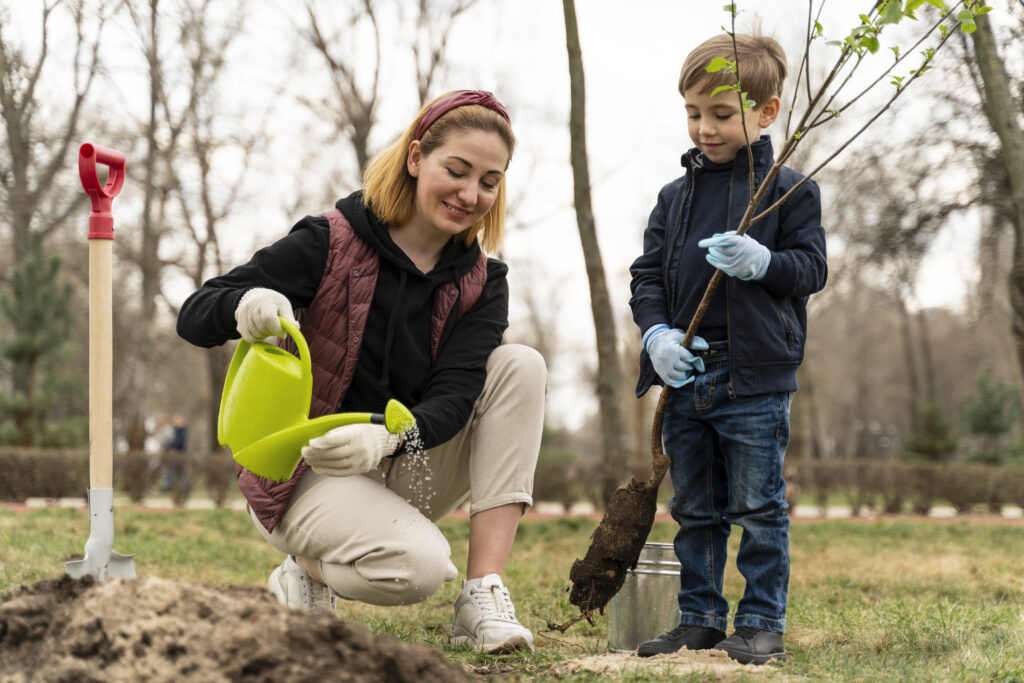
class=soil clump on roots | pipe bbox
[0,575,467,682]
[564,478,658,618]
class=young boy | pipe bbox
[629,33,827,665]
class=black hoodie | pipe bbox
[177,191,510,448]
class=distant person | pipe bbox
[159,413,190,498]
[177,90,546,653]
[628,33,827,665]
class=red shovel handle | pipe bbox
[79,143,126,240]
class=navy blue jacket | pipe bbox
[629,136,827,398]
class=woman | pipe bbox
[177,90,546,653]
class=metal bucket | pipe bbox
[606,542,681,652]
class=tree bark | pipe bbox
[970,13,1024,400]
[561,0,627,503]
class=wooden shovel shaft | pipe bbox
[89,239,113,489]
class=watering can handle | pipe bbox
[278,317,310,375]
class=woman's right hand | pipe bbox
[234,288,297,342]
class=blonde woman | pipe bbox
[178,90,545,653]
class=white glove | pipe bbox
[643,324,709,388]
[698,231,771,281]
[301,424,402,477]
[235,287,297,342]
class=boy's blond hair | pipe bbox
[679,33,787,109]
[363,93,515,254]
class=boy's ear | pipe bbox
[758,95,782,128]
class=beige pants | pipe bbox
[250,344,546,606]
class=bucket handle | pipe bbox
[217,316,310,446]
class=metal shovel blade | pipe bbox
[65,488,136,581]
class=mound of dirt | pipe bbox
[0,576,468,683]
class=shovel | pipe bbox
[65,143,136,581]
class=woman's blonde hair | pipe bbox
[363,92,516,254]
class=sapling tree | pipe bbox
[962,363,1019,462]
[685,0,993,340]
[552,0,996,631]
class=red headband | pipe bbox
[414,90,511,140]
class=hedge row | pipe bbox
[0,448,237,507]
[783,459,1024,515]
[6,449,1024,517]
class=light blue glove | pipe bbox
[698,231,771,281]
[643,324,710,388]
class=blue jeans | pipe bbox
[662,343,791,633]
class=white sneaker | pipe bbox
[268,556,337,615]
[450,574,534,653]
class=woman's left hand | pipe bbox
[301,424,402,477]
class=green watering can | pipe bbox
[218,317,415,482]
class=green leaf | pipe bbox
[710,85,735,98]
[814,21,824,37]
[881,1,904,25]
[906,0,926,11]
[890,45,901,60]
[722,3,738,16]
[741,93,757,110]
[925,0,945,8]
[975,5,993,15]
[957,9,975,21]
[960,22,977,32]
[861,36,880,53]
[706,56,732,73]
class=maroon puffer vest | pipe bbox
[239,209,488,532]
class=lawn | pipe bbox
[2,506,1022,681]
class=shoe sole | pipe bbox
[716,645,786,665]
[450,633,534,653]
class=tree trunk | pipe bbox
[896,289,920,432]
[970,14,1024,406]
[206,345,230,451]
[561,0,627,503]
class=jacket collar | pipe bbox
[681,135,775,176]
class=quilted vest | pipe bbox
[239,209,488,532]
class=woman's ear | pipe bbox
[759,95,782,128]
[407,140,422,178]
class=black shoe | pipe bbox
[714,626,786,665]
[637,624,727,657]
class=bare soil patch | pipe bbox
[0,576,467,682]
[553,648,791,679]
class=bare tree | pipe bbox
[561,0,628,503]
[0,0,110,442]
[302,0,381,178]
[0,0,109,262]
[119,0,244,449]
[163,0,250,451]
[407,0,479,107]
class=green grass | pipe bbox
[2,507,1023,681]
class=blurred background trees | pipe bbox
[1,0,1022,507]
